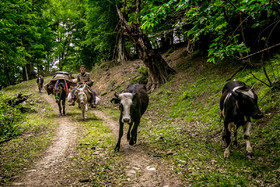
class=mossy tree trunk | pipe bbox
[116,1,175,92]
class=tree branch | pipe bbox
[263,66,272,86]
[116,5,137,44]
[251,72,272,87]
[226,65,246,81]
[116,5,128,26]
[239,43,280,60]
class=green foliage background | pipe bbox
[1,0,279,88]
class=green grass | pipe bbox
[64,103,126,186]
[141,55,280,185]
[1,53,280,186]
[0,78,57,184]
[0,78,127,186]
[102,54,280,186]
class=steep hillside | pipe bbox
[91,47,280,186]
[1,47,279,186]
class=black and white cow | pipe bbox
[220,80,263,159]
[111,84,149,152]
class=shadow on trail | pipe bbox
[75,117,101,122]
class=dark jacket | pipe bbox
[77,72,93,87]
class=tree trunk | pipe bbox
[117,31,127,64]
[136,34,175,92]
[27,63,35,79]
[113,27,127,64]
[59,54,62,71]
[4,65,11,85]
[116,3,176,92]
[160,30,173,52]
[25,65,29,81]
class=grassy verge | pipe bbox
[142,56,280,186]
[0,79,57,184]
[64,104,127,186]
[102,55,280,186]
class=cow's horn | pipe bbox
[251,83,256,90]
[114,92,119,98]
[232,86,243,93]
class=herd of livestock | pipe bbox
[37,72,263,158]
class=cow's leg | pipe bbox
[129,120,139,146]
[133,124,138,145]
[115,121,124,152]
[127,123,133,141]
[233,126,238,147]
[224,122,237,158]
[243,121,253,159]
[223,121,232,158]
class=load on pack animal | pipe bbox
[220,80,263,159]
[111,84,149,152]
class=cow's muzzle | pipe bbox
[123,118,130,123]
[252,112,264,119]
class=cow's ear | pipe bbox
[111,98,120,104]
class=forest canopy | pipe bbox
[1,0,280,88]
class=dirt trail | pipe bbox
[92,110,185,187]
[9,92,78,186]
[8,86,184,186]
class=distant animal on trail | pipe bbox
[111,84,149,152]
[220,80,263,159]
[37,75,44,93]
[54,79,69,116]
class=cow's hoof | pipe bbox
[246,152,254,159]
[224,151,230,159]
[129,140,135,146]
[114,147,120,153]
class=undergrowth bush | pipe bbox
[129,66,148,85]
[0,95,22,141]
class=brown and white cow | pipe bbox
[220,80,263,159]
[111,84,149,152]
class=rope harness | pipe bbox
[53,79,69,95]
